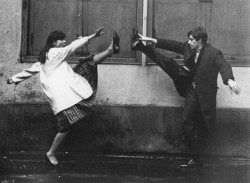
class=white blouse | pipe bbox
[11,44,93,115]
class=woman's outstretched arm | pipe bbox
[69,27,104,53]
[7,62,41,85]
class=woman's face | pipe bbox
[54,39,66,47]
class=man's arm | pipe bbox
[215,51,241,95]
[156,39,185,55]
[7,62,40,85]
[138,34,185,55]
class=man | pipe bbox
[131,27,241,168]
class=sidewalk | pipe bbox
[0,152,250,183]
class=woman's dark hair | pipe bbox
[187,27,208,43]
[38,30,66,64]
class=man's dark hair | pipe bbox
[187,27,208,43]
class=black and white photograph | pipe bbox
[0,0,249,182]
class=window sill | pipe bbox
[21,56,250,67]
[21,56,140,65]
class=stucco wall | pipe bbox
[0,0,22,101]
[3,64,250,109]
[96,65,250,108]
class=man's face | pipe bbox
[188,35,202,50]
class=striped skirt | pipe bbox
[56,55,98,132]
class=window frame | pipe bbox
[20,0,144,65]
[145,0,250,67]
[21,0,250,67]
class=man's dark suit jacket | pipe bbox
[156,39,234,128]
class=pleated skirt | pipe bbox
[56,55,97,132]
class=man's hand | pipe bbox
[227,79,241,95]
[94,27,104,37]
[138,34,157,44]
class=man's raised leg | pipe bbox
[133,42,191,97]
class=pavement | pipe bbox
[0,152,250,183]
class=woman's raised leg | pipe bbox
[93,31,120,64]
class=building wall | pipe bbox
[0,1,250,157]
[4,64,250,108]
[0,0,22,98]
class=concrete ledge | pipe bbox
[0,103,249,157]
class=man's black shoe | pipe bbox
[178,158,202,168]
[113,31,120,54]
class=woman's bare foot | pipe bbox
[46,152,58,166]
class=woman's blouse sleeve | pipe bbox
[11,62,41,83]
[48,44,75,62]
[48,37,90,62]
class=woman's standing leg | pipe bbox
[46,131,69,166]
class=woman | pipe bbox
[7,28,120,166]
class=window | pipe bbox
[22,0,250,66]
[146,0,250,66]
[21,0,143,64]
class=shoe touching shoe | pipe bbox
[45,153,59,167]
[113,31,120,54]
[131,28,142,51]
[178,158,202,168]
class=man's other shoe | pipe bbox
[178,158,202,168]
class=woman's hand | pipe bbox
[7,78,14,84]
[94,27,104,37]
